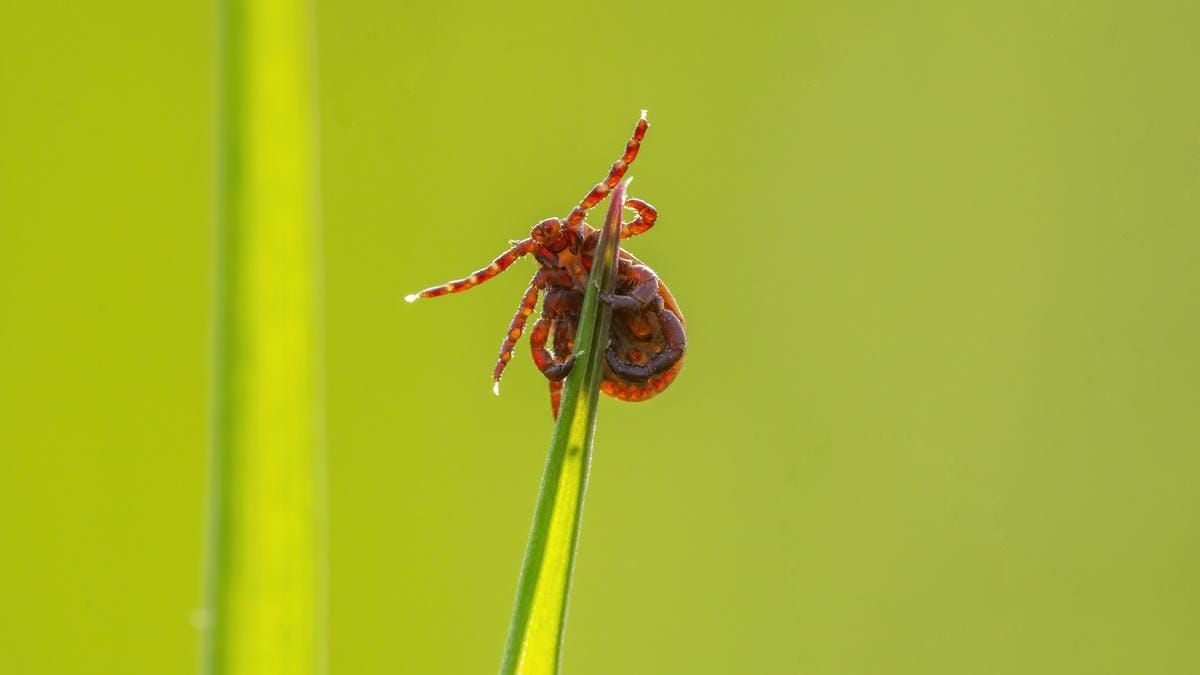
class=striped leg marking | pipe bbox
[491,273,541,394]
[565,111,651,229]
[406,239,534,302]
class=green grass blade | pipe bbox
[202,0,325,674]
[498,180,629,675]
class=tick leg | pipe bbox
[605,309,686,383]
[577,199,657,271]
[543,289,581,358]
[620,198,658,239]
[531,318,575,381]
[406,239,535,301]
[565,112,650,229]
[644,309,686,375]
[549,380,564,419]
[545,313,579,416]
[491,268,575,392]
[599,264,660,312]
[553,318,576,357]
[491,273,541,393]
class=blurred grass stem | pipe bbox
[202,0,326,674]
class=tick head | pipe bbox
[530,217,564,245]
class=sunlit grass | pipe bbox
[202,0,325,674]
[498,180,628,675]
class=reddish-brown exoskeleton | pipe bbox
[406,112,685,417]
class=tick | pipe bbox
[406,112,685,417]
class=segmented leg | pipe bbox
[577,195,659,271]
[553,318,575,357]
[544,317,580,417]
[530,317,575,381]
[549,380,564,418]
[565,112,650,229]
[606,309,686,382]
[620,198,658,238]
[600,264,660,312]
[602,264,685,382]
[491,273,541,394]
[406,239,535,301]
[491,267,574,393]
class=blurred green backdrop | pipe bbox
[2,1,1198,674]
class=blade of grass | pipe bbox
[201,0,325,673]
[498,179,629,675]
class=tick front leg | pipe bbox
[406,239,534,301]
[620,198,658,239]
[565,112,650,230]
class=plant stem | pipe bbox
[498,180,628,675]
[202,0,325,673]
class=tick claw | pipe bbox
[404,294,419,303]
[493,381,501,396]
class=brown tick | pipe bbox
[406,112,686,417]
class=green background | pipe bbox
[2,1,1198,673]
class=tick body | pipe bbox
[407,112,685,417]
